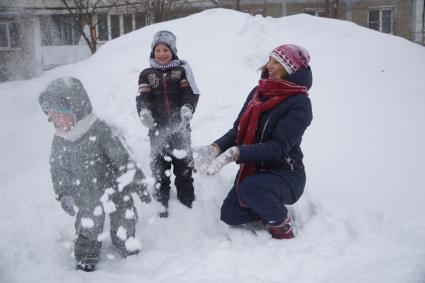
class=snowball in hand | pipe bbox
[172,149,187,159]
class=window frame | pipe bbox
[39,14,81,46]
[95,13,145,42]
[0,21,21,50]
[423,1,425,32]
[109,14,121,40]
[96,14,109,42]
[123,13,133,34]
[134,12,146,30]
[368,6,395,34]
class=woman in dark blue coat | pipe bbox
[194,44,313,239]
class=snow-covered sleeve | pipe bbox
[49,144,73,199]
[99,122,131,175]
[136,69,153,116]
[180,62,200,112]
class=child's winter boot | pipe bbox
[74,235,100,271]
[176,186,195,208]
[154,187,170,217]
[76,261,96,272]
[267,216,295,239]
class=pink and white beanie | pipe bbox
[270,44,310,75]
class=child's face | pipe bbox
[154,44,172,65]
[267,57,288,80]
[48,111,76,131]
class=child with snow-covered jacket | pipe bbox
[39,77,151,272]
[136,30,200,217]
[194,44,313,240]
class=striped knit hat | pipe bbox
[151,30,177,55]
[270,44,310,75]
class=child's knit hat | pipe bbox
[151,30,177,55]
[270,44,310,75]
[39,77,92,122]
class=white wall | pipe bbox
[412,0,424,43]
[40,41,92,69]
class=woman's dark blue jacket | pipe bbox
[214,67,313,200]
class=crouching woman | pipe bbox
[194,44,313,239]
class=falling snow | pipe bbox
[125,237,142,252]
[81,217,94,228]
[125,209,135,219]
[93,205,103,216]
[116,226,127,241]
[97,231,109,242]
[102,201,116,214]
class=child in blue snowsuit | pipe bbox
[39,77,151,271]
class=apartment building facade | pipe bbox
[208,0,424,45]
[1,0,424,81]
[0,0,147,80]
[283,0,425,45]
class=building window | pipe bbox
[244,8,264,16]
[110,15,120,39]
[40,15,81,46]
[135,13,145,30]
[0,21,21,49]
[96,13,146,41]
[304,9,326,17]
[123,14,133,34]
[368,7,394,34]
[97,14,108,41]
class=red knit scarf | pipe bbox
[236,79,308,207]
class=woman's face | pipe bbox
[266,57,288,80]
[48,111,75,131]
[154,44,173,65]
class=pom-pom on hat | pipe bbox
[270,44,310,75]
[151,30,177,55]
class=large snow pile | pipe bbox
[0,8,424,283]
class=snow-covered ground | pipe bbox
[1,8,425,283]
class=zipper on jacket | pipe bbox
[259,109,274,169]
[259,110,274,143]
[162,73,171,121]
[258,109,294,172]
[285,154,295,172]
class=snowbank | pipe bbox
[0,8,424,283]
